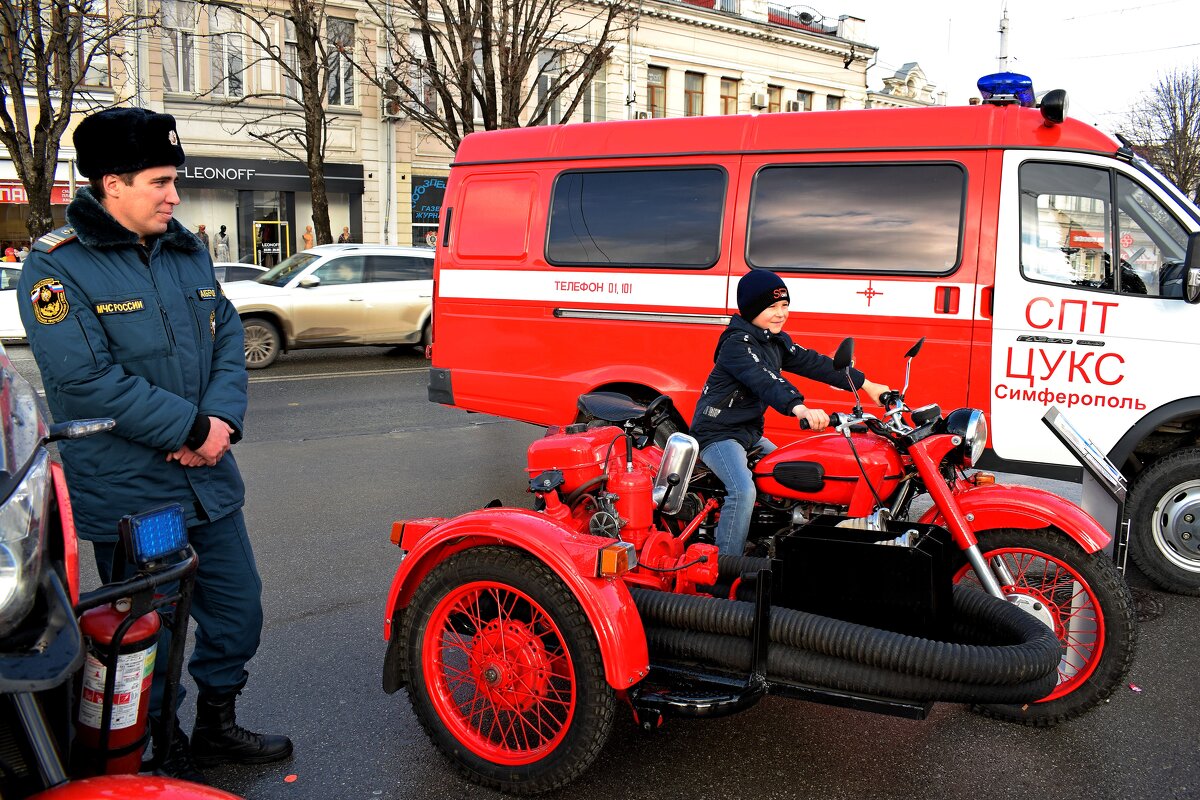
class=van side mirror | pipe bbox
[1185,233,1200,304]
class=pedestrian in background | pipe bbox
[17,107,292,782]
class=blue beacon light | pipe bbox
[977,72,1036,107]
[122,503,188,565]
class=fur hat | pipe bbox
[737,269,790,321]
[73,107,186,179]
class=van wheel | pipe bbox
[1126,447,1200,595]
[243,318,281,369]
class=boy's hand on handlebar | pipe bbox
[794,405,830,431]
[861,380,891,406]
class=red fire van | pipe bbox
[426,76,1200,594]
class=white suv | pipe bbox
[222,244,434,368]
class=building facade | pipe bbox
[3,1,933,256]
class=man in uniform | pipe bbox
[18,107,292,780]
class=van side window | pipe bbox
[1115,174,1188,297]
[1019,162,1188,297]
[546,168,725,268]
[746,163,964,274]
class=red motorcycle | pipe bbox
[382,338,1135,794]
[0,345,238,799]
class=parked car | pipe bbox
[0,264,25,342]
[213,262,269,283]
[222,244,434,368]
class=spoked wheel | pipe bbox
[952,528,1137,726]
[401,547,614,794]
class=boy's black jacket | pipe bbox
[690,314,866,452]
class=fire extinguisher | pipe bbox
[75,598,160,775]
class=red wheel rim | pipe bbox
[954,547,1105,702]
[422,580,577,765]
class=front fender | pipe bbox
[918,483,1110,553]
[383,508,648,691]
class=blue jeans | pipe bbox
[92,509,263,716]
[700,437,776,556]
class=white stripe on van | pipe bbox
[438,269,977,320]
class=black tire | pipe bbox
[399,546,615,794]
[1126,447,1200,595]
[242,318,281,369]
[953,528,1137,726]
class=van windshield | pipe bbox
[258,252,320,287]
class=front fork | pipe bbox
[908,448,1011,601]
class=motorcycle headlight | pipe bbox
[945,408,988,468]
[0,449,51,638]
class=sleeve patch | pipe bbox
[30,278,70,324]
[197,287,217,300]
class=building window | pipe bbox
[647,66,666,118]
[326,17,354,106]
[583,63,607,123]
[684,72,704,117]
[796,89,812,111]
[537,50,562,124]
[409,30,437,113]
[547,168,726,267]
[208,6,244,97]
[720,78,738,115]
[283,18,300,101]
[747,163,965,273]
[161,0,196,93]
[59,12,110,86]
[826,95,842,111]
[768,85,781,114]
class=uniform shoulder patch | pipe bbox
[32,226,77,253]
[30,278,70,324]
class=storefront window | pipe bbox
[411,176,445,247]
[0,183,71,257]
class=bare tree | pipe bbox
[0,0,152,241]
[1122,64,1200,205]
[361,0,634,151]
[189,0,354,244]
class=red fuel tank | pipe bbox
[753,431,903,514]
[526,425,624,495]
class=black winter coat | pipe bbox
[690,315,865,452]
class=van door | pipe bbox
[990,151,1199,469]
[732,152,990,436]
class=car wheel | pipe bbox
[243,318,281,369]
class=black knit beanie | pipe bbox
[737,269,789,321]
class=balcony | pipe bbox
[679,0,741,14]
[765,4,839,34]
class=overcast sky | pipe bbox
[840,0,1199,131]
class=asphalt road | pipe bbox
[6,343,1198,800]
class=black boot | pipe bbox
[191,690,293,767]
[153,719,208,784]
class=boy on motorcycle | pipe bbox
[692,269,890,556]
